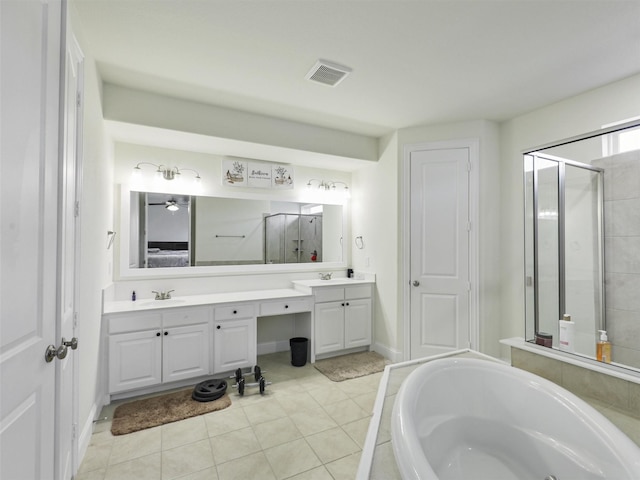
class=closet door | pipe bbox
[409,145,471,359]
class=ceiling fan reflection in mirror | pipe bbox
[148,196,190,212]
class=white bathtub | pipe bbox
[391,358,640,480]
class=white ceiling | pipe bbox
[73,0,640,138]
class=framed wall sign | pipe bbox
[222,159,247,186]
[223,159,294,190]
[272,164,294,189]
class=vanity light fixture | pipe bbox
[306,179,350,198]
[132,162,202,183]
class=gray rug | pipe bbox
[314,351,386,382]
[111,388,231,435]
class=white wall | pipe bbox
[103,83,378,164]
[69,3,114,457]
[114,142,351,207]
[499,72,640,359]
[352,132,400,360]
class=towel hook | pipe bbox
[355,236,364,249]
[106,231,116,250]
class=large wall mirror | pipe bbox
[119,186,346,277]
[524,119,640,373]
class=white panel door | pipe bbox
[1,0,62,478]
[56,28,83,480]
[410,147,470,358]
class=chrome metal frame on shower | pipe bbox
[525,152,605,337]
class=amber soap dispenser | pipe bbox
[596,330,612,363]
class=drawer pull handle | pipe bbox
[164,331,168,336]
[285,305,289,309]
[156,332,161,337]
[217,325,221,330]
[233,310,238,314]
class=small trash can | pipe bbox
[290,337,308,367]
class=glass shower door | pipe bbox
[524,153,604,355]
[535,157,561,342]
[564,164,603,356]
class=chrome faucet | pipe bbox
[152,290,175,300]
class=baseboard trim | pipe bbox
[372,342,403,363]
[77,402,98,471]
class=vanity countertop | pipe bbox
[292,277,375,290]
[103,288,312,315]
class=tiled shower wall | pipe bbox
[593,150,640,369]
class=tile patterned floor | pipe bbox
[77,351,382,480]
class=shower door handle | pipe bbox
[412,280,420,287]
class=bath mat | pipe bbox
[314,351,386,382]
[111,388,231,435]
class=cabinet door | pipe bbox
[163,323,211,383]
[213,317,256,374]
[109,330,162,393]
[314,301,345,355]
[344,298,372,348]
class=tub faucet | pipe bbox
[152,290,175,300]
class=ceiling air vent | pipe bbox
[305,59,352,87]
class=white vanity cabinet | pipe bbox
[213,304,257,373]
[314,284,373,355]
[163,308,211,383]
[108,307,211,394]
[109,327,163,393]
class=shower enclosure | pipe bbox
[524,152,604,356]
[264,213,323,264]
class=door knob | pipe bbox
[412,280,420,287]
[56,344,69,360]
[45,345,57,363]
[44,337,79,362]
[62,337,78,350]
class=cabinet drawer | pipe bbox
[163,307,210,327]
[214,304,255,321]
[260,298,311,316]
[314,288,344,303]
[109,313,162,334]
[345,285,372,300]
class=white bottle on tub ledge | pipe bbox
[558,313,575,353]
